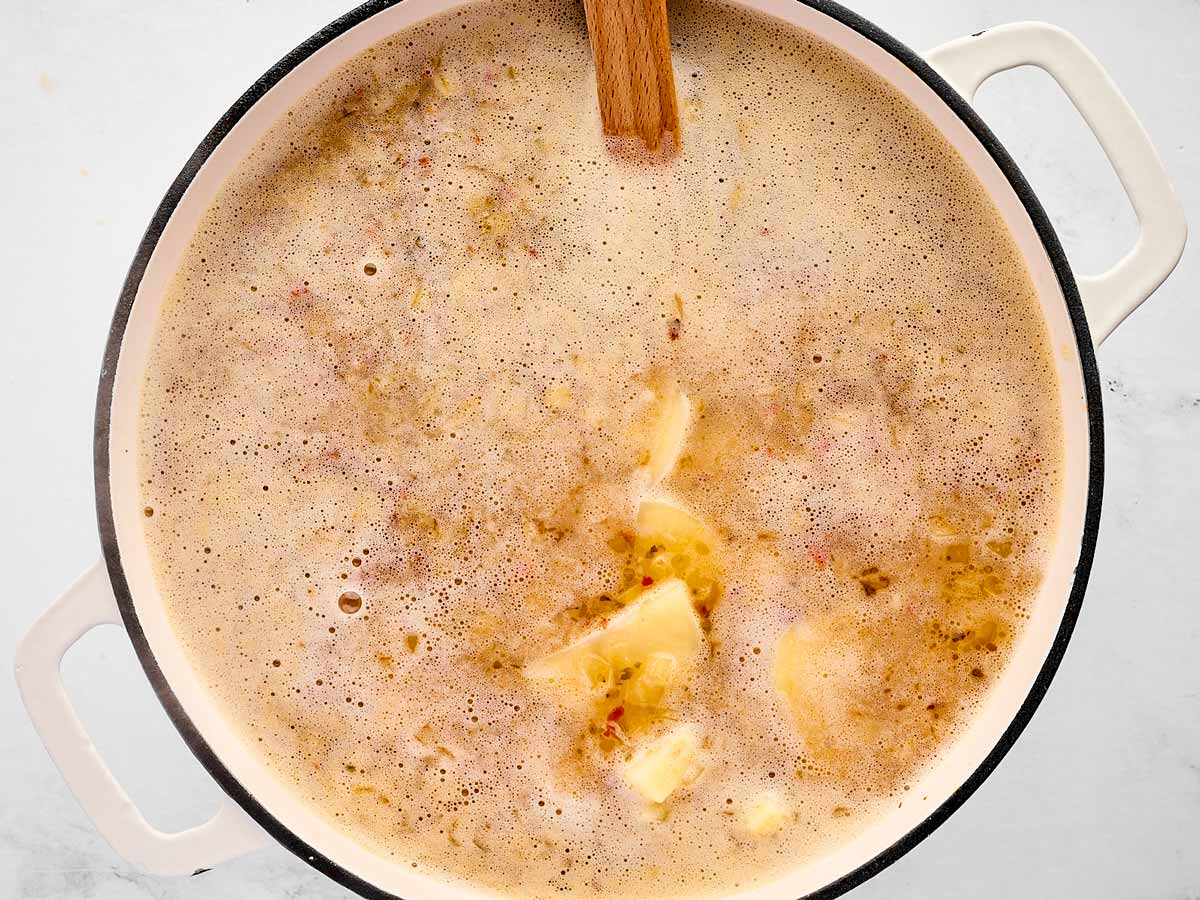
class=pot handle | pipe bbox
[925,22,1186,346]
[14,562,269,875]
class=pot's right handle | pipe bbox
[926,22,1186,346]
[14,562,269,875]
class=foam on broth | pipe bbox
[137,1,1062,896]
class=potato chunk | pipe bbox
[636,498,714,550]
[745,791,791,836]
[634,500,721,615]
[525,578,702,692]
[643,388,691,484]
[624,724,702,803]
[773,622,866,756]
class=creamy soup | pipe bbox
[137,0,1062,896]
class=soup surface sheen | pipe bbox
[138,1,1062,896]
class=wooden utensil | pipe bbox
[582,0,680,150]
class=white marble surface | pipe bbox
[1,0,1197,897]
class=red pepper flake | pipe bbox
[641,576,654,587]
[698,604,709,617]
[759,226,771,236]
[289,285,309,299]
[526,246,539,258]
[602,706,625,739]
[667,317,682,340]
[418,156,430,167]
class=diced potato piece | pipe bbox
[773,622,864,752]
[745,791,791,836]
[643,388,690,483]
[633,500,722,614]
[624,724,702,803]
[776,624,823,707]
[636,499,715,552]
[525,579,702,691]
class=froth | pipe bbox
[137,1,1062,897]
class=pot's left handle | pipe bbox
[14,562,269,876]
[926,22,1186,346]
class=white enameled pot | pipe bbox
[14,2,1187,898]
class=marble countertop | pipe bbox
[1,1,1196,897]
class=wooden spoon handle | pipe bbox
[582,0,680,150]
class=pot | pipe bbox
[14,1,1187,897]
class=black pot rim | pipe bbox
[94,0,1104,896]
